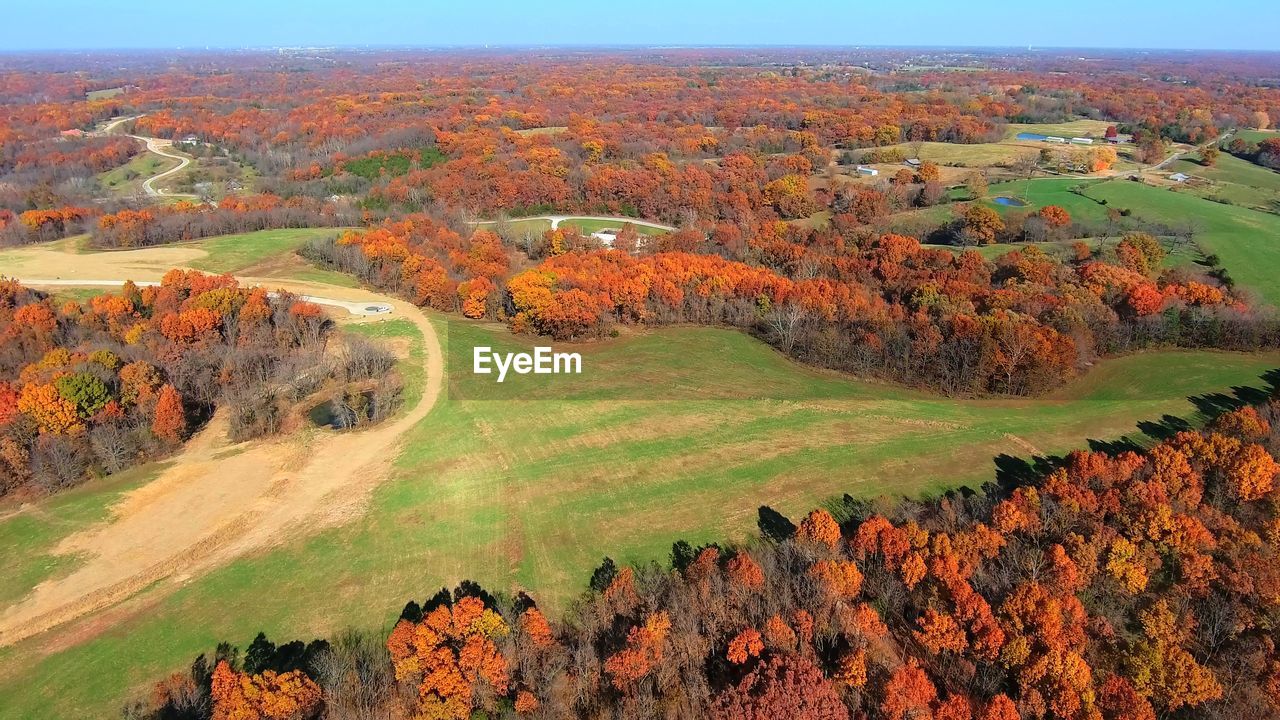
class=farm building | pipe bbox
[1070,137,1094,145]
[1170,172,1191,183]
[856,165,879,176]
[1045,136,1067,144]
[905,158,922,167]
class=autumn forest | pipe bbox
[3,41,1280,720]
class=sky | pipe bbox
[2,0,1278,52]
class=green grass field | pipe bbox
[983,178,1113,218]
[85,87,125,101]
[1087,181,1280,306]
[2,315,1279,719]
[477,217,670,239]
[1004,119,1113,141]
[916,177,1280,306]
[96,152,181,197]
[1165,153,1280,213]
[185,228,344,275]
[558,218,667,236]
[1234,129,1280,146]
[869,141,1030,167]
[0,464,166,609]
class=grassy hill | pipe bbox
[2,316,1278,719]
[1164,153,1280,214]
[925,177,1280,306]
[1088,181,1280,306]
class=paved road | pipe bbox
[134,136,193,198]
[471,214,676,231]
[99,115,211,205]
[1150,132,1232,172]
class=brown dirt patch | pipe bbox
[0,243,444,648]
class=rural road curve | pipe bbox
[471,214,675,231]
[0,272,443,648]
[13,278,393,316]
[133,135,193,198]
[99,115,211,205]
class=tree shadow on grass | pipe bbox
[757,505,797,543]
[1136,414,1195,441]
[816,367,1279,523]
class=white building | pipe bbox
[1170,172,1191,183]
[856,165,879,176]
[905,158,922,167]
[1070,137,1094,145]
[1045,136,1067,144]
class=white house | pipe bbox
[856,165,879,176]
[1070,137,1094,145]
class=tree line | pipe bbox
[128,394,1280,720]
[0,272,400,497]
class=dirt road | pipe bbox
[97,115,209,204]
[0,245,443,647]
[471,214,676,231]
[135,136,193,198]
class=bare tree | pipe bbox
[1012,152,1039,180]
[765,302,806,354]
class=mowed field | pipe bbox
[1234,129,1280,145]
[0,228,348,284]
[865,120,1117,169]
[1164,153,1280,213]
[4,176,1280,719]
[96,151,182,197]
[903,176,1280,305]
[2,309,1280,717]
[474,216,670,238]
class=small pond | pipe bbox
[993,196,1028,207]
[1015,132,1048,141]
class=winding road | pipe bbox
[136,136,193,198]
[471,214,676,231]
[0,256,442,648]
[100,115,210,204]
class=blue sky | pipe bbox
[2,0,1277,52]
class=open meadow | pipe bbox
[2,285,1279,715]
[893,176,1280,305]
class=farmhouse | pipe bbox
[1070,137,1094,145]
[856,165,879,176]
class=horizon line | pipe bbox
[3,43,1280,55]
